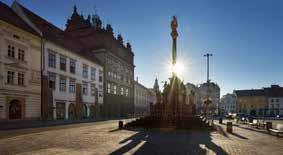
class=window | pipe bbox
[48,73,56,89]
[18,72,24,86]
[126,89,129,96]
[13,34,20,39]
[99,76,103,82]
[128,76,131,84]
[48,52,56,68]
[121,87,124,95]
[91,67,96,80]
[7,71,14,84]
[107,83,111,93]
[59,76,66,91]
[8,45,15,58]
[60,56,66,71]
[99,85,103,97]
[83,64,88,78]
[91,83,96,96]
[82,82,88,95]
[113,72,117,79]
[18,49,25,61]
[99,70,103,82]
[70,59,76,74]
[69,78,76,93]
[113,85,117,94]
[276,99,279,102]
[271,99,274,103]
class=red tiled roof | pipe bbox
[0,1,38,36]
[15,2,103,65]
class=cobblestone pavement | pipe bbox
[0,120,282,155]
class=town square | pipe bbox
[0,0,283,154]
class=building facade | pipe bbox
[267,97,283,116]
[219,93,237,115]
[12,2,104,120]
[234,89,267,116]
[64,7,135,118]
[185,83,199,106]
[43,43,104,120]
[198,82,220,114]
[235,85,283,116]
[265,85,283,116]
[134,81,156,117]
[0,2,41,120]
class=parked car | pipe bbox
[225,114,233,119]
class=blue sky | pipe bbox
[3,0,283,96]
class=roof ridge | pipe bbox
[16,1,64,33]
[0,1,38,36]
[14,1,103,66]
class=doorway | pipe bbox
[9,99,22,119]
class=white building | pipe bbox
[266,85,283,116]
[220,93,237,115]
[185,83,199,106]
[134,81,156,117]
[12,2,104,120]
[198,82,220,114]
[0,2,42,120]
[267,98,283,116]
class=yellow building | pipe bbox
[0,2,41,120]
[234,89,267,116]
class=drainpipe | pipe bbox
[40,37,45,120]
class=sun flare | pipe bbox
[169,61,184,77]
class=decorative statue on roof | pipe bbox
[73,5,78,15]
[126,42,132,50]
[92,15,102,30]
[106,24,113,34]
[86,15,91,26]
[117,34,123,44]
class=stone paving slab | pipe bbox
[0,120,282,155]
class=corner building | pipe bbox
[0,2,41,120]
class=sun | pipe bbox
[170,61,184,77]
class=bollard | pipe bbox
[266,122,272,132]
[118,121,124,129]
[219,117,223,124]
[226,122,233,133]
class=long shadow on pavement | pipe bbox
[0,119,122,139]
[214,124,248,140]
[109,128,229,155]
